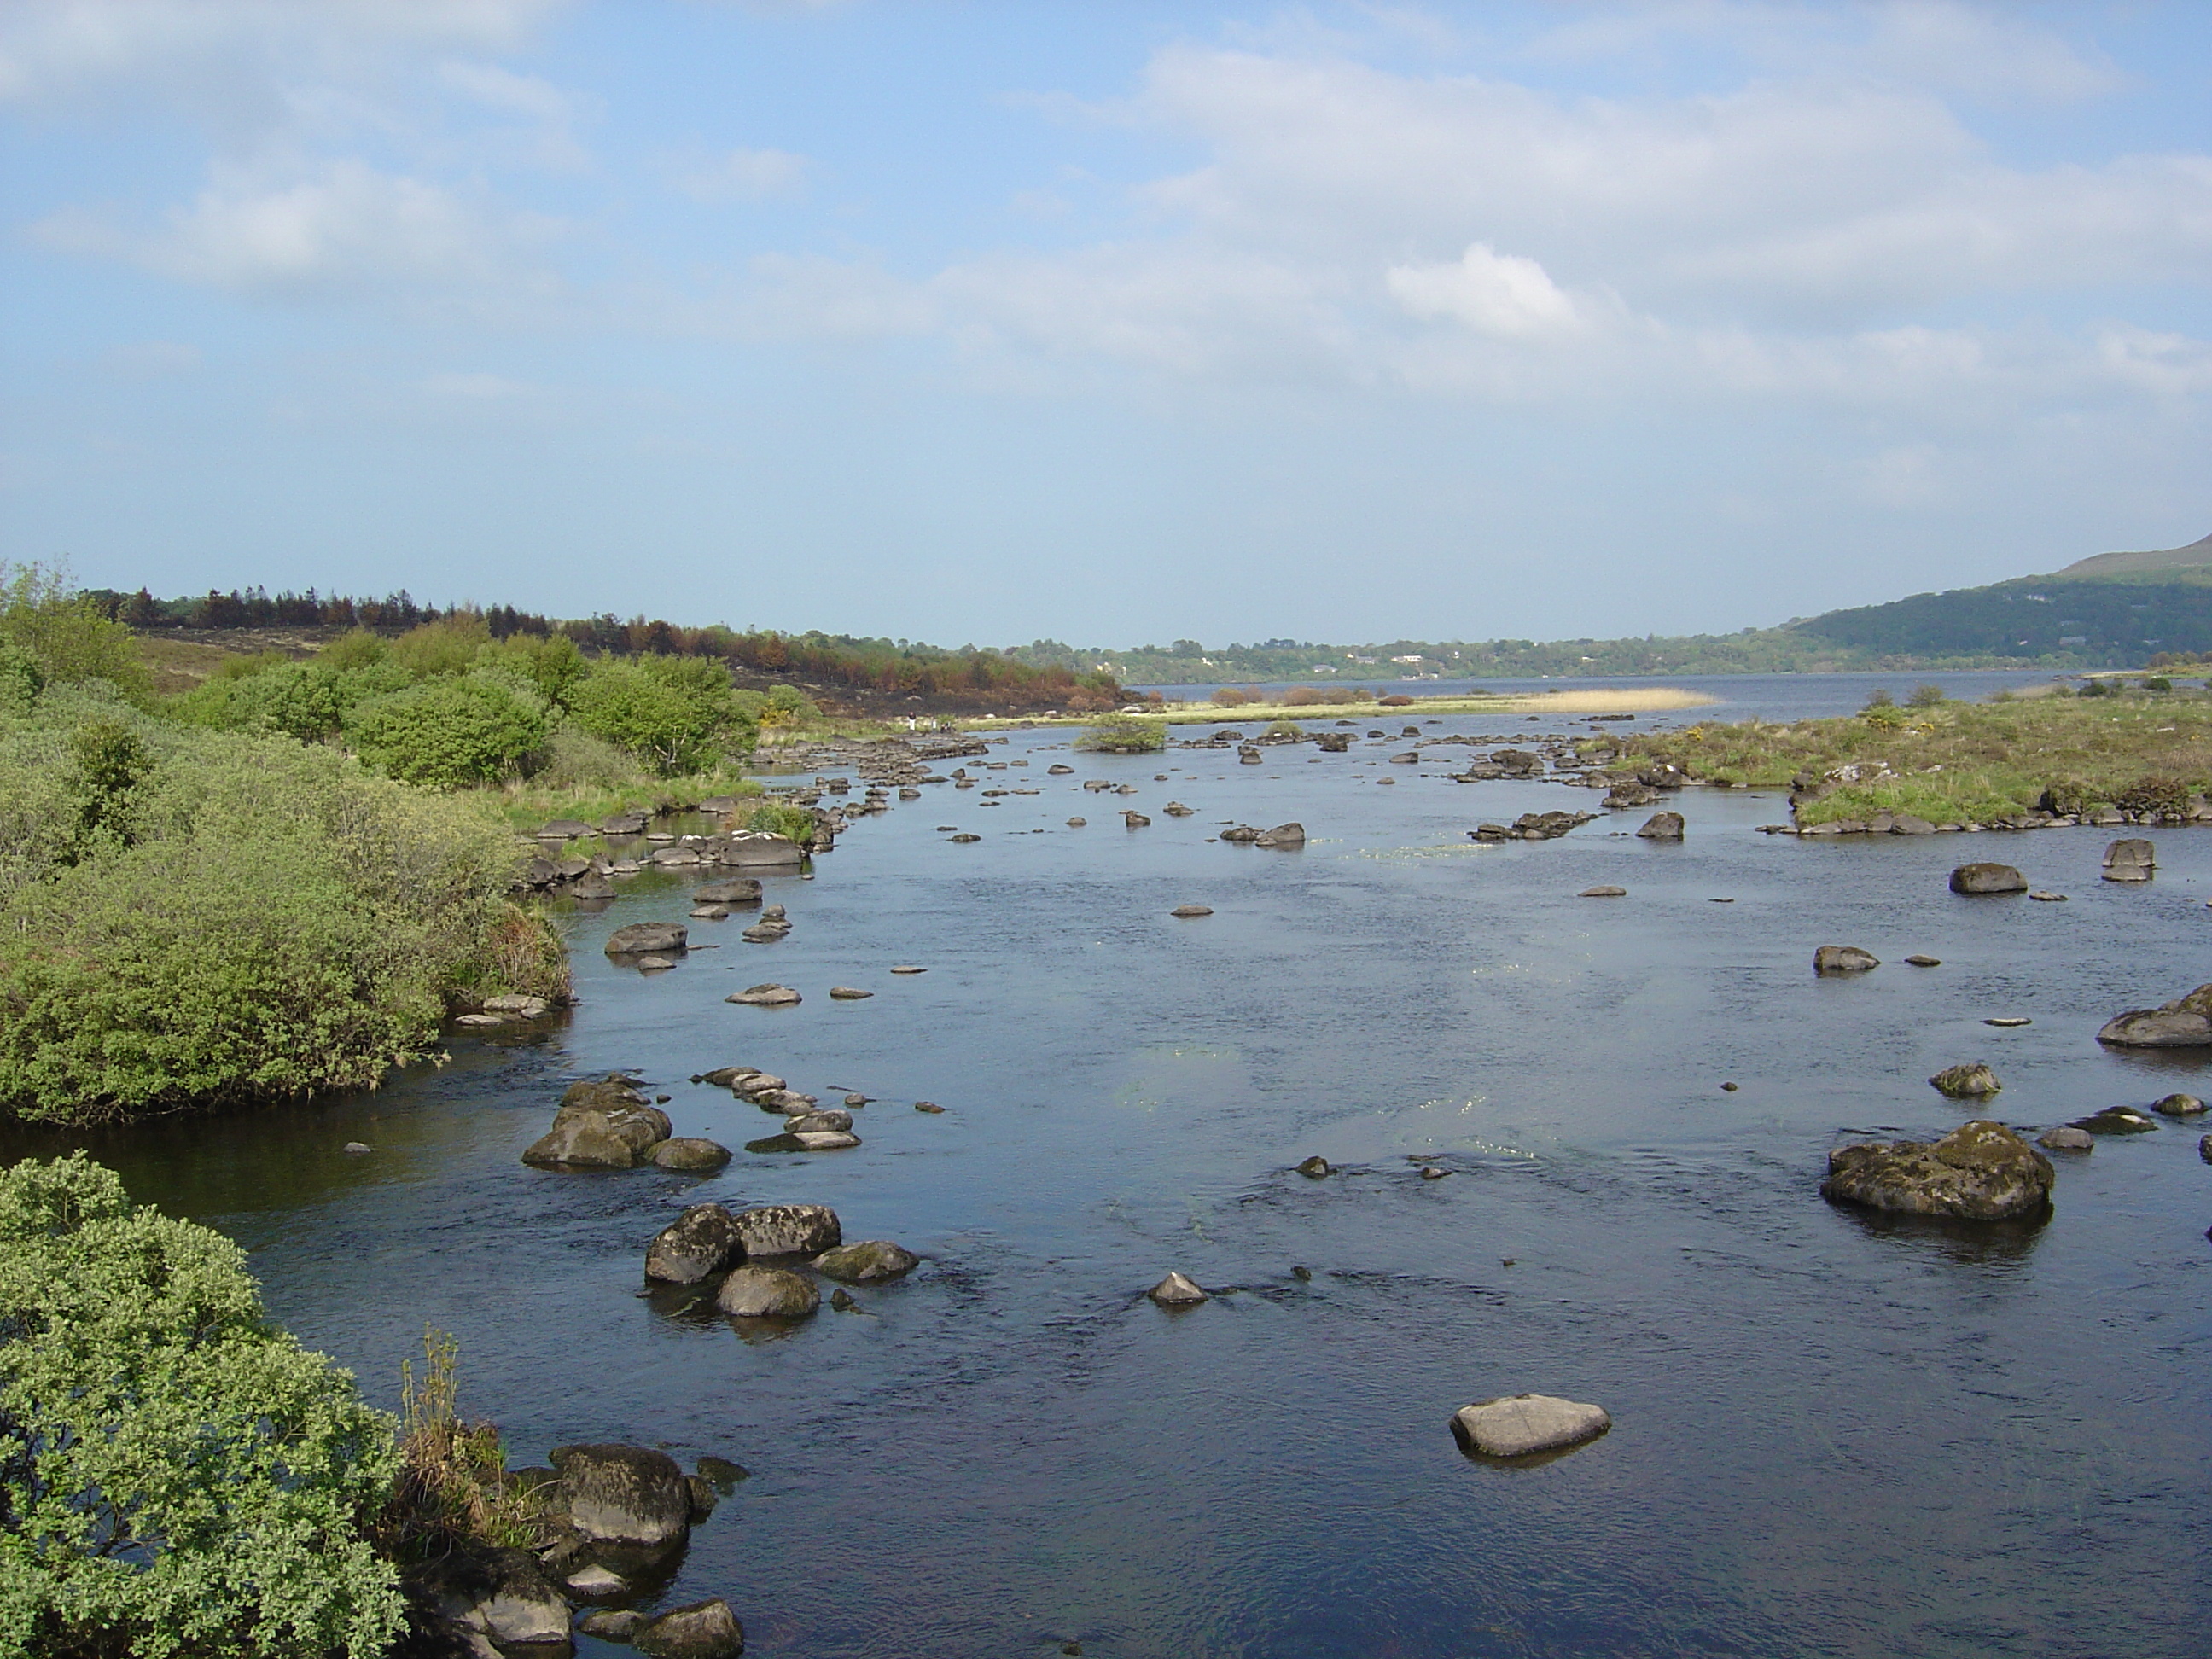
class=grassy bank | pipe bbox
[1612,686,2212,825]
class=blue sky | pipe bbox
[3,2,2208,648]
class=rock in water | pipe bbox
[813,1240,919,1283]
[725,983,800,1006]
[828,985,873,999]
[581,1610,648,1640]
[1821,1120,2054,1221]
[1148,1272,1209,1306]
[714,1266,819,1319]
[2070,1105,2157,1136]
[1253,823,1306,847]
[783,1109,853,1134]
[1905,955,1941,967]
[1579,885,1627,898]
[1295,1155,1330,1179]
[548,1444,693,1551]
[635,1598,747,1659]
[2038,1126,2094,1151]
[1949,863,2026,895]
[1171,904,1214,917]
[1814,946,1879,975]
[521,1081,672,1169]
[1450,1394,1611,1458]
[2202,1134,2212,1164]
[2097,982,2212,1048]
[606,922,689,956]
[1929,1062,2000,1098]
[645,1205,746,1284]
[731,1202,841,1257]
[652,1138,731,1173]
[1635,811,1685,841]
[2153,1092,2207,1117]
[790,1130,860,1150]
[2101,838,2156,882]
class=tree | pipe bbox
[0,562,150,705]
[0,1154,405,1658]
[566,655,751,775]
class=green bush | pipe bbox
[1074,713,1165,754]
[2080,678,2111,698]
[2042,780,2109,818]
[346,675,547,789]
[1906,684,1947,707]
[568,655,753,776]
[738,800,817,842]
[173,661,412,745]
[0,709,538,1123]
[0,1154,405,1659]
[384,615,491,679]
[0,562,149,703]
[474,634,585,709]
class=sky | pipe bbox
[2,1,2209,649]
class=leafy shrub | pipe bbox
[0,1154,405,1659]
[174,660,412,745]
[385,615,492,679]
[346,675,547,789]
[1860,700,1907,731]
[1074,713,1165,754]
[2079,678,2111,697]
[1907,684,1947,707]
[1212,687,1259,707]
[2144,676,2173,692]
[474,634,585,709]
[1263,719,1303,740]
[568,656,753,775]
[2112,775,2192,818]
[535,725,634,789]
[736,800,817,842]
[381,1329,542,1559]
[0,562,149,703]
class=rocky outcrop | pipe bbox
[645,1205,746,1284]
[732,1203,841,1257]
[1821,1120,2054,1221]
[714,1266,820,1319]
[2101,838,2156,882]
[1813,946,1879,975]
[2097,983,2212,1048]
[813,1240,918,1283]
[1929,1062,2000,1098]
[1948,863,2026,895]
[606,922,688,956]
[1450,1394,1611,1458]
[1470,811,1596,842]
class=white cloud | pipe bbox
[1386,243,1586,336]
[667,147,810,203]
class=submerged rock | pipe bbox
[1450,1394,1611,1458]
[2071,1104,2157,1136]
[645,1205,746,1284]
[1578,885,1627,898]
[635,1598,746,1659]
[813,1240,919,1283]
[1814,946,1879,975]
[1821,1120,2054,1221]
[1929,1062,2000,1099]
[2097,983,2212,1048]
[1148,1271,1209,1306]
[1949,863,2027,895]
[714,1266,820,1319]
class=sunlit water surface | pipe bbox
[15,708,2212,1658]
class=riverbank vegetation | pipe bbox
[1613,681,2212,825]
[0,1153,406,1658]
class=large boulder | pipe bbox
[2101,838,2156,882]
[646,1205,747,1284]
[1821,1120,2055,1221]
[813,1240,918,1283]
[1450,1394,1611,1458]
[714,1266,819,1319]
[2097,983,2212,1048]
[522,1081,672,1169]
[1948,863,2026,895]
[1253,823,1306,848]
[1813,946,1879,975]
[420,1546,573,1650]
[636,1598,746,1658]
[652,1137,732,1173]
[694,878,763,905]
[732,1203,841,1257]
[1635,812,1685,841]
[607,922,689,956]
[548,1443,693,1552]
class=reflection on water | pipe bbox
[9,701,2212,1657]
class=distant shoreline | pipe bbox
[965,684,1720,729]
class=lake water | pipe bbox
[16,693,2212,1658]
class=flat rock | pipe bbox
[813,1240,919,1283]
[725,983,800,1006]
[1148,1271,1209,1306]
[2029,890,2068,902]
[1578,885,1627,898]
[695,878,762,905]
[1814,945,1879,975]
[889,964,928,975]
[1635,811,1685,841]
[1930,1062,2000,1098]
[2101,837,2156,882]
[783,1109,853,1133]
[1984,1017,2031,1028]
[1450,1394,1611,1458]
[2071,1105,2157,1136]
[713,1266,820,1319]
[645,1204,746,1283]
[1171,905,1214,917]
[606,922,688,956]
[790,1130,860,1150]
[1949,863,2026,895]
[581,1609,648,1641]
[1905,955,1941,967]
[1821,1120,2054,1221]
[828,986,873,998]
[635,1598,746,1659]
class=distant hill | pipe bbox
[2045,531,2212,583]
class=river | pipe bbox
[15,688,2212,1658]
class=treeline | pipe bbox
[88,585,1123,706]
